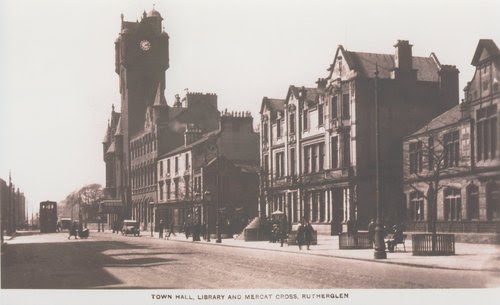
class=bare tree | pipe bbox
[60,184,104,226]
[404,121,468,252]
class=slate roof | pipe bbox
[410,104,462,136]
[288,86,324,102]
[260,97,285,113]
[160,129,221,158]
[471,39,500,66]
[345,51,440,81]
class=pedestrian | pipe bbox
[304,221,314,250]
[367,218,376,245]
[346,218,358,237]
[279,217,288,247]
[183,222,191,239]
[296,220,306,250]
[386,224,404,252]
[68,221,78,240]
[158,220,164,239]
[166,221,175,239]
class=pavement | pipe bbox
[145,231,500,272]
[4,230,500,272]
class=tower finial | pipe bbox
[112,104,115,112]
[121,13,124,22]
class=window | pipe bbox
[303,142,324,173]
[174,179,179,199]
[311,145,317,173]
[331,96,338,119]
[311,192,318,222]
[175,156,179,173]
[263,122,269,143]
[428,137,434,170]
[319,191,325,222]
[476,105,497,161]
[342,94,350,119]
[290,148,296,176]
[276,118,282,138]
[343,134,350,167]
[185,153,190,170]
[409,141,423,174]
[167,159,171,174]
[409,191,424,221]
[466,184,479,220]
[486,182,499,220]
[319,142,324,171]
[159,183,164,201]
[159,161,164,177]
[275,152,285,178]
[289,113,295,134]
[331,136,339,169]
[443,130,459,168]
[444,188,461,221]
[184,176,190,197]
[167,181,171,199]
[318,104,324,126]
[304,146,310,173]
[263,154,269,174]
[303,109,309,130]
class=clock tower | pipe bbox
[115,8,169,135]
[114,8,169,216]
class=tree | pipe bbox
[60,184,104,226]
[404,122,468,253]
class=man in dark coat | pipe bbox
[158,220,164,239]
[68,221,78,240]
[296,221,306,250]
[367,218,376,245]
[304,221,314,250]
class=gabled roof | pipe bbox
[260,97,285,114]
[114,117,123,136]
[102,126,111,144]
[327,44,443,82]
[410,104,462,136]
[160,129,221,158]
[471,39,500,66]
[106,142,116,154]
[345,51,440,81]
[287,86,324,102]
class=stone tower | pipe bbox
[113,8,169,216]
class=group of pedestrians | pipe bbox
[157,220,176,240]
[296,220,314,250]
[367,218,405,252]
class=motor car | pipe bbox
[122,219,140,236]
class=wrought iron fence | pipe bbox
[338,232,373,249]
[412,233,455,256]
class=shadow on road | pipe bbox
[1,240,180,289]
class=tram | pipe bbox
[39,201,58,233]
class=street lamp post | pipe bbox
[204,190,211,242]
[150,202,154,237]
[373,64,387,259]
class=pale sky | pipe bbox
[1,0,499,216]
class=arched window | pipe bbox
[444,187,461,221]
[409,191,425,221]
[466,183,479,220]
[486,182,499,220]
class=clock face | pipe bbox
[139,40,151,51]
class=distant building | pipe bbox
[403,39,499,234]
[260,40,459,235]
[156,111,259,234]
[0,174,27,240]
[102,9,258,234]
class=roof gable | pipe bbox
[471,39,500,66]
[410,104,462,136]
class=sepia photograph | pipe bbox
[1,0,499,304]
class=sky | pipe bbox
[0,0,499,216]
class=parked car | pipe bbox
[122,220,140,236]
